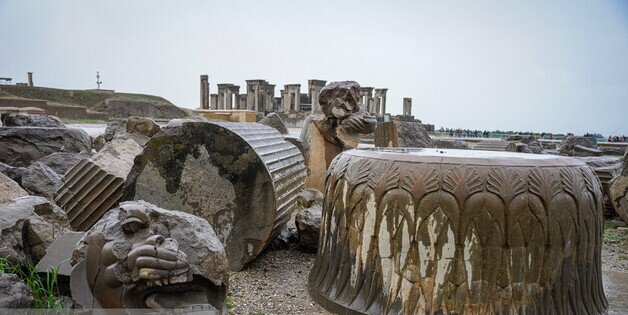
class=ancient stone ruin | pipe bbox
[70,201,229,311]
[122,121,307,270]
[300,81,377,192]
[309,148,607,314]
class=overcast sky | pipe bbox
[1,0,626,136]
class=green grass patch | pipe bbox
[603,227,628,246]
[0,258,65,309]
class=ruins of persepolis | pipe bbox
[199,76,388,117]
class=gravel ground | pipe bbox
[229,247,330,315]
[229,225,628,315]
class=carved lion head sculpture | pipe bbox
[316,81,377,149]
[70,201,229,312]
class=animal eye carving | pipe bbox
[121,217,147,235]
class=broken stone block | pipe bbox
[0,196,70,265]
[609,151,628,224]
[374,121,433,148]
[0,162,24,184]
[53,160,125,231]
[558,135,599,156]
[35,231,85,296]
[0,172,28,204]
[0,127,91,167]
[122,121,306,271]
[295,205,321,252]
[505,141,533,153]
[259,112,288,135]
[1,112,64,128]
[296,188,324,208]
[70,201,229,311]
[577,156,623,217]
[20,161,62,198]
[0,274,34,308]
[505,135,543,154]
[310,148,607,314]
[573,144,603,157]
[126,116,161,137]
[36,152,91,176]
[90,138,143,179]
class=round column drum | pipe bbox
[309,148,607,314]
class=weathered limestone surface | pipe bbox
[0,172,27,203]
[0,127,91,167]
[1,113,64,128]
[122,121,306,270]
[90,138,143,178]
[609,151,628,223]
[310,148,607,314]
[0,196,70,265]
[259,112,288,134]
[20,161,62,198]
[70,201,229,311]
[295,205,322,252]
[374,121,433,148]
[101,117,159,147]
[53,160,125,231]
[0,274,34,308]
[37,152,90,176]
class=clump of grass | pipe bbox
[0,257,65,309]
[226,295,236,314]
[603,227,628,246]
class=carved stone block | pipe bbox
[122,121,306,270]
[309,148,607,314]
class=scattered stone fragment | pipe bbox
[295,205,322,252]
[122,121,306,271]
[577,155,623,216]
[0,273,34,308]
[574,144,603,156]
[35,231,85,296]
[296,188,324,208]
[0,112,64,128]
[0,127,91,167]
[259,112,288,134]
[0,172,28,203]
[505,135,543,154]
[432,139,470,150]
[70,201,229,311]
[0,162,24,184]
[505,141,533,153]
[374,121,433,148]
[0,196,70,265]
[558,135,599,156]
[540,141,558,150]
[20,161,62,198]
[90,138,143,178]
[91,135,106,151]
[36,152,90,176]
[126,116,161,137]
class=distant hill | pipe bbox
[0,85,188,120]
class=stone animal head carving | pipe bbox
[316,81,377,149]
[70,201,229,312]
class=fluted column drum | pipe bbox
[309,148,607,314]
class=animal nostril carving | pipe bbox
[146,235,165,245]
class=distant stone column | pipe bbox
[200,75,209,109]
[254,84,260,112]
[27,72,33,87]
[210,94,218,109]
[403,97,412,116]
[225,90,233,109]
[381,89,387,115]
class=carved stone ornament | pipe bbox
[309,148,607,314]
[70,201,229,312]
